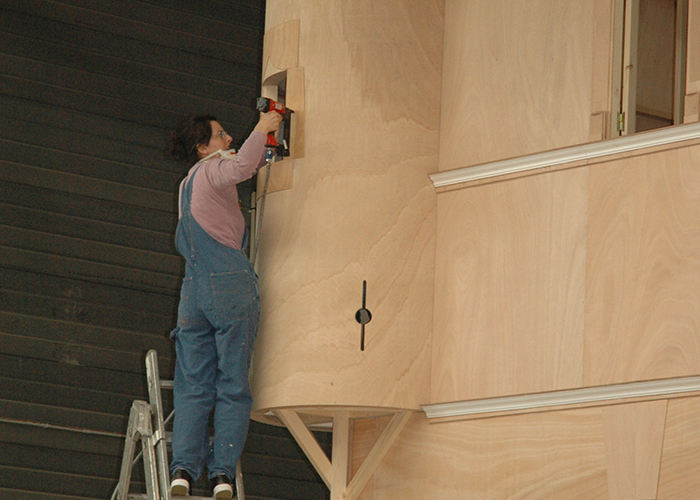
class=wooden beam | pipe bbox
[274,409,413,500]
[273,409,332,489]
[331,412,350,500]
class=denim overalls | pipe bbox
[169,164,260,482]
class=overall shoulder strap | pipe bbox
[179,164,203,215]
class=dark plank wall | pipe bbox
[0,1,329,499]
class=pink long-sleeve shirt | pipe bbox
[178,131,267,250]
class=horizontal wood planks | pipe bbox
[0,0,297,499]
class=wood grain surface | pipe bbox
[251,0,443,412]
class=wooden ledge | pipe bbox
[253,405,411,429]
[430,121,700,191]
[422,376,700,422]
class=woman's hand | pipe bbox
[254,111,283,134]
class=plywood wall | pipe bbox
[250,0,444,412]
[432,142,700,403]
[438,0,597,171]
[585,145,700,386]
[251,0,700,498]
[432,168,588,401]
[355,396,700,500]
[431,0,700,403]
[353,0,700,497]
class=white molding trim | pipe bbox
[429,122,700,188]
[422,376,700,419]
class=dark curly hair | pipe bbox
[167,114,217,166]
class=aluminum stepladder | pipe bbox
[111,349,245,500]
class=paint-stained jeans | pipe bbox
[169,167,260,482]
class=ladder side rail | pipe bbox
[146,349,172,500]
[112,402,144,500]
[141,430,162,500]
[235,461,245,500]
[132,399,160,500]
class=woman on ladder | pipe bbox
[166,110,282,499]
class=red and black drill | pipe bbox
[256,97,293,158]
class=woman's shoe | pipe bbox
[171,469,192,496]
[211,474,234,499]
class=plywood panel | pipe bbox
[439,0,595,171]
[431,168,587,402]
[352,417,392,500]
[360,397,700,499]
[657,397,700,496]
[601,400,667,499]
[686,92,700,123]
[262,19,300,82]
[365,410,608,500]
[251,0,443,411]
[585,146,700,386]
[590,0,616,115]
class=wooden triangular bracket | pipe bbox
[273,409,412,500]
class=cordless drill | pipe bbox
[256,97,293,157]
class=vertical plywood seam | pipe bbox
[430,0,446,410]
[582,165,591,388]
[654,399,670,500]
